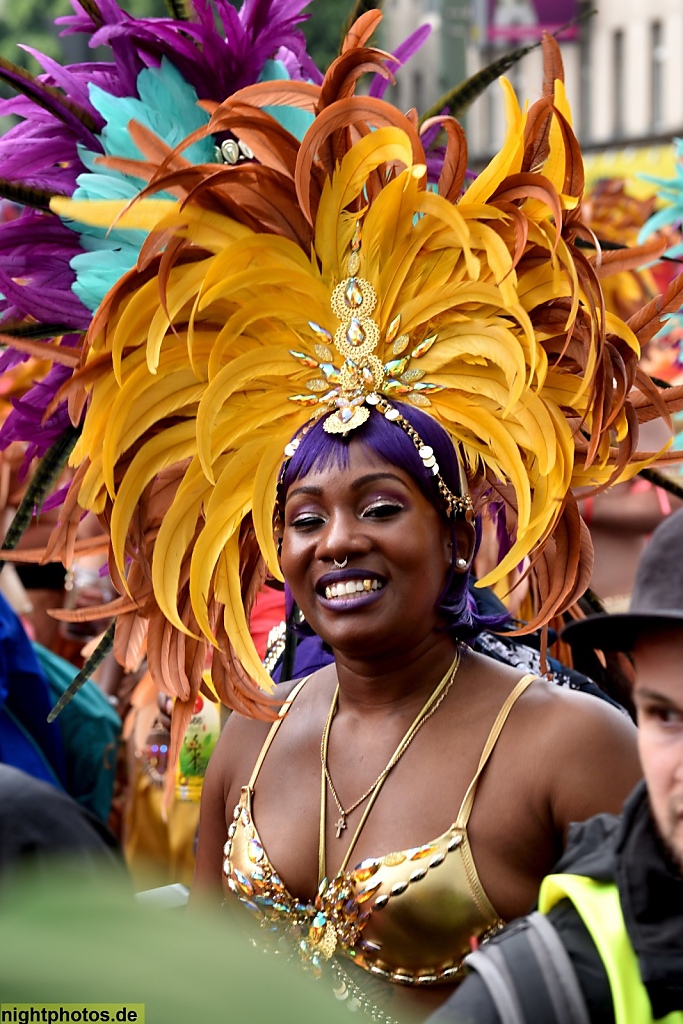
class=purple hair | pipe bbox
[279,402,508,642]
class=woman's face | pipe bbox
[280,442,467,659]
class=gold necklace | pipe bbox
[318,646,462,882]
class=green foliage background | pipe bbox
[0,0,166,70]
[0,0,358,75]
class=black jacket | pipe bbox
[428,783,683,1023]
[0,763,126,889]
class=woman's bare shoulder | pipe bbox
[208,671,327,783]
[521,674,634,731]
[463,653,640,830]
[515,677,641,828]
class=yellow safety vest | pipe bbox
[538,873,682,1024]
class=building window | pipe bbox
[651,21,665,132]
[613,29,624,138]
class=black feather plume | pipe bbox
[0,425,81,571]
[48,622,116,721]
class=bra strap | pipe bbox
[247,675,311,789]
[455,673,536,829]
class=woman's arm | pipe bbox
[189,687,289,905]
[189,719,236,905]
[541,687,642,839]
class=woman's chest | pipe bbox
[222,721,555,916]
[222,783,505,990]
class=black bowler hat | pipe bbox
[561,506,683,652]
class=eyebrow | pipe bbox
[634,687,683,708]
[286,472,409,501]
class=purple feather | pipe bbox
[18,46,105,124]
[0,273,90,326]
[0,63,97,150]
[368,22,431,100]
[0,361,74,464]
[0,0,317,407]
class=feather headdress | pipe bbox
[0,0,317,467]
[30,23,683,751]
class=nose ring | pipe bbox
[333,557,348,569]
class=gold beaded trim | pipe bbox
[370,398,474,520]
[224,801,500,988]
[328,959,402,1023]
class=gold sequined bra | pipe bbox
[223,673,536,985]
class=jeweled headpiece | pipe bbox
[46,20,682,738]
[281,220,474,519]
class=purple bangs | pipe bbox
[279,403,508,642]
[282,402,462,510]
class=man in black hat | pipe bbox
[427,508,683,1024]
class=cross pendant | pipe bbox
[335,815,347,838]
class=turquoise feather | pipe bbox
[60,57,316,312]
[259,59,315,142]
[61,59,214,312]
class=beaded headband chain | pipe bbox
[279,404,473,522]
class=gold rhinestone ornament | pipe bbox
[323,275,382,434]
[288,223,444,432]
[315,224,447,434]
[283,223,473,517]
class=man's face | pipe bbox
[632,627,683,873]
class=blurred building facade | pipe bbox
[381,0,683,173]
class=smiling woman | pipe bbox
[195,406,642,1021]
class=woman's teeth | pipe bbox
[324,579,383,599]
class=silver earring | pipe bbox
[455,557,468,570]
[333,557,348,569]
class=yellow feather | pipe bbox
[110,420,197,585]
[221,533,275,693]
[553,79,573,127]
[195,349,304,481]
[252,427,305,580]
[315,127,415,280]
[50,196,176,231]
[145,262,214,373]
[436,393,532,528]
[102,370,204,495]
[462,79,523,205]
[151,458,215,638]
[189,443,263,641]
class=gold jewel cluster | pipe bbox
[223,800,372,976]
[287,223,442,429]
[283,224,474,519]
